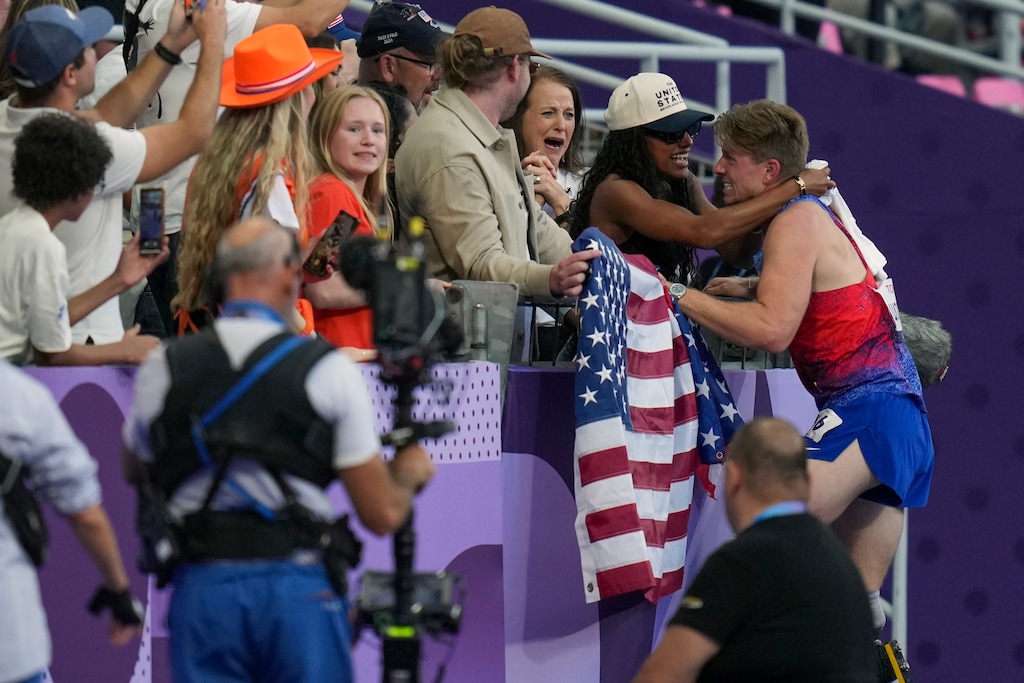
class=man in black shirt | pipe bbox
[631,417,876,683]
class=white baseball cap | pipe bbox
[604,72,714,132]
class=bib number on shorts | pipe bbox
[806,408,843,443]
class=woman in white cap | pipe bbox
[570,72,832,285]
[174,23,342,333]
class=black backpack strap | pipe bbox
[0,450,49,566]
[123,0,150,72]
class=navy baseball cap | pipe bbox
[6,5,114,87]
[326,14,360,42]
[356,1,446,59]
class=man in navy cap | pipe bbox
[0,1,226,359]
[356,0,445,111]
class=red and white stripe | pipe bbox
[574,256,700,604]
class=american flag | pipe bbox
[571,228,743,604]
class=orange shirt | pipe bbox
[304,173,375,350]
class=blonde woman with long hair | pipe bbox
[303,85,391,351]
[173,24,341,332]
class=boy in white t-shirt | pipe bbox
[0,114,166,365]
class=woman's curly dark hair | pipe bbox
[14,113,111,210]
[570,127,697,282]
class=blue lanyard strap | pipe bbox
[219,300,285,324]
[190,334,310,520]
[751,500,808,526]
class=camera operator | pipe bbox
[120,217,434,682]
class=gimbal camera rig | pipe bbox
[341,218,464,683]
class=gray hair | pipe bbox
[204,220,294,304]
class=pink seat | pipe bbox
[915,74,967,97]
[973,76,1024,112]
[818,21,843,54]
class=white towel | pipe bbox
[807,159,888,284]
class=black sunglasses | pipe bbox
[643,121,703,144]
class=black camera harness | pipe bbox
[140,331,360,594]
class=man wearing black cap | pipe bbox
[356,0,445,112]
[395,6,599,301]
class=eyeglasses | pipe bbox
[383,53,440,76]
[643,122,703,144]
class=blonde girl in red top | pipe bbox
[305,85,392,353]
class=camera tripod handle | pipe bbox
[381,420,455,449]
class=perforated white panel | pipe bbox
[361,362,502,462]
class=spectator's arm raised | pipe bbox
[79,0,200,128]
[133,0,228,183]
[255,0,351,38]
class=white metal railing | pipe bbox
[348,0,789,157]
[768,0,1024,81]
[530,39,788,122]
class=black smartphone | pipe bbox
[303,210,360,277]
[138,187,165,256]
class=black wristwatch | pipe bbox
[553,199,576,226]
[669,282,687,300]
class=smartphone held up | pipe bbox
[138,187,165,256]
[303,209,359,278]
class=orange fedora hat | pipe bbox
[221,24,343,108]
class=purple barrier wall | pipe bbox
[25,363,819,682]
[341,2,1024,678]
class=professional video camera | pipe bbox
[339,218,461,387]
[339,218,464,683]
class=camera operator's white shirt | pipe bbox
[123,317,381,519]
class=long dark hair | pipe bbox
[570,127,697,282]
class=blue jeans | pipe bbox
[168,560,353,683]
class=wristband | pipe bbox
[153,42,182,66]
[791,175,807,196]
[88,586,144,626]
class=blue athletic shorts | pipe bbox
[803,392,934,508]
